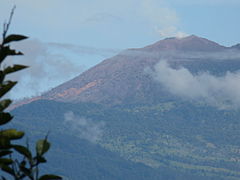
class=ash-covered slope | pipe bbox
[42,35,240,105]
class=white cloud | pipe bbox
[64,111,105,143]
[48,42,121,57]
[0,1,188,100]
[148,60,240,109]
[2,39,120,100]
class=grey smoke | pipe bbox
[64,111,105,143]
[148,60,240,109]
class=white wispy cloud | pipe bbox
[48,42,121,57]
[6,39,84,99]
[148,60,240,109]
[5,39,117,100]
[0,0,188,100]
[64,111,105,143]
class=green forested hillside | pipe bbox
[10,99,240,180]
[9,34,240,180]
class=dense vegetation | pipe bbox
[3,16,240,179]
[11,99,240,180]
[0,8,61,180]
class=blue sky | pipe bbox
[1,0,240,99]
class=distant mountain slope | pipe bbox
[11,100,235,180]
[41,35,240,105]
[9,35,240,180]
[142,35,226,52]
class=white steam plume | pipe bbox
[141,0,187,38]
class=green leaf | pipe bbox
[0,129,24,140]
[3,34,28,44]
[1,176,7,180]
[0,81,17,98]
[19,165,31,176]
[0,158,13,165]
[36,139,50,156]
[0,99,12,111]
[0,46,23,63]
[0,164,14,176]
[36,156,47,163]
[7,49,23,56]
[12,145,32,160]
[20,160,26,167]
[0,71,4,84]
[0,137,11,149]
[3,64,28,75]
[39,174,62,180]
[0,112,13,125]
[0,150,12,157]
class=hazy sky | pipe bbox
[1,0,239,47]
[1,0,240,99]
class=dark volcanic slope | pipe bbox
[42,35,240,105]
[43,52,167,105]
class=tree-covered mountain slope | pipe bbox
[10,35,240,179]
[10,99,240,180]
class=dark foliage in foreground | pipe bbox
[0,7,61,180]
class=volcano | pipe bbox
[38,35,239,105]
[11,35,240,180]
[143,35,226,52]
